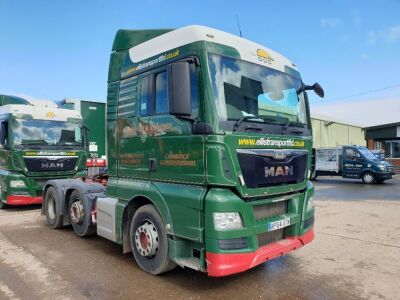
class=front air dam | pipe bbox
[206,227,314,277]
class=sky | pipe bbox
[1,0,399,126]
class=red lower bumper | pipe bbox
[6,195,43,206]
[206,228,314,277]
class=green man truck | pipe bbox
[42,25,324,277]
[60,99,107,175]
[314,145,395,183]
[0,94,88,209]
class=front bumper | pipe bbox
[6,195,42,206]
[375,172,394,180]
[206,227,314,277]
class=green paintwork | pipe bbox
[60,100,106,160]
[81,101,106,160]
[107,29,315,270]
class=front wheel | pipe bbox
[45,187,63,229]
[0,201,7,209]
[130,204,176,275]
[362,172,375,184]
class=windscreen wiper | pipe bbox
[232,116,262,131]
[281,121,306,134]
[20,142,48,149]
[53,142,82,149]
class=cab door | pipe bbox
[342,147,364,178]
[147,62,204,184]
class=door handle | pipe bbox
[149,158,157,172]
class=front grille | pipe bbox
[218,238,248,250]
[24,157,77,172]
[237,149,308,188]
[253,200,288,221]
[257,229,284,247]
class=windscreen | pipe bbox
[358,148,378,161]
[208,53,309,131]
[13,119,83,148]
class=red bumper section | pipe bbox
[6,195,43,206]
[206,228,314,277]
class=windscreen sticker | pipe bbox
[238,138,305,147]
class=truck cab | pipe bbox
[0,95,88,208]
[43,25,324,277]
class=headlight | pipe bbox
[378,165,386,171]
[10,180,26,188]
[306,196,314,211]
[213,212,243,230]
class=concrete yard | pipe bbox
[0,177,399,300]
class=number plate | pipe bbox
[268,218,290,232]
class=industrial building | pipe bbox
[365,122,400,171]
[311,113,365,148]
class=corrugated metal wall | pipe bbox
[311,118,365,148]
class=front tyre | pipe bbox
[130,204,176,275]
[362,172,375,184]
[45,187,63,229]
[0,201,7,209]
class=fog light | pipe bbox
[213,212,243,230]
[306,196,314,211]
[10,180,26,188]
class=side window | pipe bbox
[155,71,169,114]
[189,63,199,117]
[140,75,149,116]
[345,149,356,160]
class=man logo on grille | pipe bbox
[41,162,64,169]
[265,166,294,177]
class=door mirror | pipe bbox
[0,121,7,145]
[169,61,192,116]
[299,82,325,98]
[312,83,324,98]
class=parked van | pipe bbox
[314,146,395,183]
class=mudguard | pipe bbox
[42,179,106,225]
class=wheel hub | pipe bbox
[135,221,159,257]
[364,174,373,183]
[70,201,85,224]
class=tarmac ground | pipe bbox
[0,176,399,300]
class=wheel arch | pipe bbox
[121,189,174,254]
[361,170,376,183]
[42,179,106,224]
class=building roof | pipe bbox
[364,121,400,130]
[311,112,364,128]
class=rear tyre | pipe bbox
[130,204,176,275]
[362,172,375,184]
[45,187,63,229]
[69,190,96,237]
